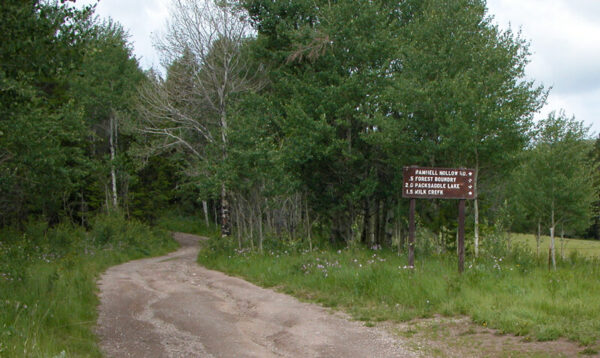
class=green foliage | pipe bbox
[0,0,95,223]
[0,214,177,357]
[199,236,600,345]
[512,111,596,236]
[238,0,546,242]
[245,0,405,241]
[0,1,155,225]
[68,18,146,215]
[128,156,183,220]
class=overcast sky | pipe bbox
[76,0,600,135]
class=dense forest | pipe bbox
[1,0,598,255]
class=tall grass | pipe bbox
[198,235,600,346]
[0,213,178,357]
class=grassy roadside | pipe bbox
[198,236,600,348]
[0,213,178,357]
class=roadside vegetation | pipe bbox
[0,213,177,357]
[198,232,600,348]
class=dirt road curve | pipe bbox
[96,233,416,358]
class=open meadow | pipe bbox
[511,233,600,259]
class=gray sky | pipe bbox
[77,0,600,135]
[487,0,600,135]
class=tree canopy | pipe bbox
[2,0,597,257]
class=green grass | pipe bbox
[512,233,600,258]
[0,213,178,357]
[198,236,600,346]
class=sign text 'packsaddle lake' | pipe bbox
[402,167,476,200]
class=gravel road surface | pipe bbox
[96,232,417,357]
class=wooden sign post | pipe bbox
[402,167,476,273]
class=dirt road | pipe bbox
[96,233,416,357]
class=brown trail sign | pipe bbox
[403,166,477,273]
[402,167,476,200]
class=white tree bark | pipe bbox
[473,162,479,257]
[202,200,209,226]
[550,206,556,270]
[109,114,118,209]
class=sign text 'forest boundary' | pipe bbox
[402,167,476,200]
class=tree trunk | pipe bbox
[305,196,313,251]
[550,208,556,270]
[214,200,219,227]
[235,201,242,249]
[109,115,118,209]
[396,220,402,255]
[258,203,264,253]
[202,200,209,227]
[536,219,541,258]
[560,225,565,260]
[384,206,393,247]
[219,107,231,237]
[374,200,382,246]
[473,162,479,257]
[265,199,273,234]
[360,200,369,244]
[248,205,254,250]
[221,183,231,237]
[397,217,406,255]
[369,201,376,247]
[80,190,86,227]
